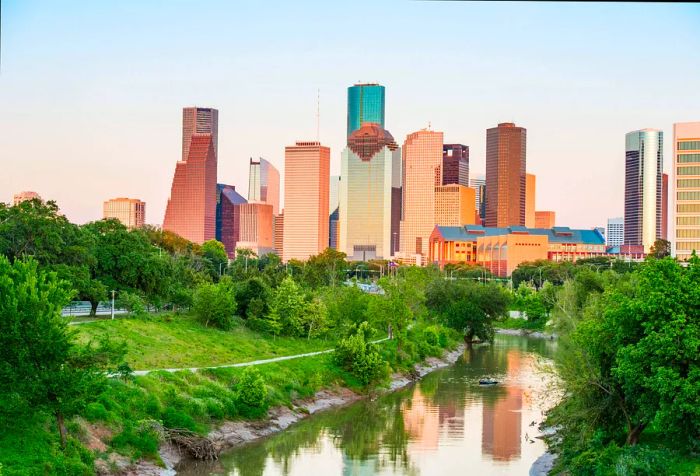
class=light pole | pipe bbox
[111,290,116,320]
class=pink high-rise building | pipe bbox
[236,202,274,256]
[283,142,330,262]
[163,107,218,244]
[103,197,146,229]
[399,129,444,262]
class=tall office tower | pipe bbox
[535,211,556,229]
[607,217,624,246]
[339,123,399,261]
[103,198,145,229]
[662,173,668,240]
[163,134,217,244]
[329,208,340,250]
[435,185,476,226]
[182,107,218,162]
[525,174,536,228]
[391,137,403,256]
[485,123,527,227]
[236,203,274,256]
[624,129,663,252]
[442,144,469,187]
[273,212,284,259]
[347,83,385,138]
[283,141,330,261]
[248,158,280,215]
[216,184,246,258]
[12,191,41,205]
[470,175,486,224]
[329,175,341,249]
[329,175,341,213]
[399,129,444,261]
[673,122,700,260]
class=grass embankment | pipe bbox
[1,314,457,475]
[75,314,336,370]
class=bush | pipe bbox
[235,367,268,418]
[84,402,109,422]
[334,322,388,386]
[116,291,147,318]
[192,283,237,330]
[162,407,197,431]
[110,423,160,459]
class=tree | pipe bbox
[201,239,229,280]
[302,297,329,340]
[267,276,306,336]
[426,279,510,346]
[323,285,370,336]
[192,282,237,330]
[302,248,348,288]
[369,278,413,354]
[548,257,700,470]
[649,238,671,259]
[0,257,125,448]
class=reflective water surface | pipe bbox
[177,334,558,476]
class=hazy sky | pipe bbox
[1,1,699,228]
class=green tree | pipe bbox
[649,238,671,259]
[235,367,268,418]
[0,257,125,448]
[201,239,229,280]
[303,297,329,340]
[192,282,237,330]
[369,278,414,354]
[302,248,348,288]
[267,276,306,336]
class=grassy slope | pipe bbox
[74,314,336,370]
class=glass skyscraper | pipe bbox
[347,83,385,138]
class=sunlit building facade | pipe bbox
[624,129,663,252]
[673,122,700,260]
[347,83,385,138]
[103,197,145,229]
[273,212,284,260]
[283,141,330,261]
[485,123,527,227]
[236,202,274,256]
[535,210,556,229]
[163,127,217,244]
[181,107,218,162]
[470,175,486,224]
[399,129,444,262]
[606,217,624,246]
[339,123,399,261]
[12,191,41,205]
[248,157,280,216]
[435,184,477,226]
[525,173,536,228]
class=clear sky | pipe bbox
[1,0,699,228]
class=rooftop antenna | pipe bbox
[316,88,320,142]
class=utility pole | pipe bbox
[111,290,116,320]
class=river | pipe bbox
[176,334,558,476]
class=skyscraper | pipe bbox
[339,123,400,261]
[329,175,341,249]
[434,185,476,226]
[283,141,330,261]
[535,211,556,229]
[248,157,280,216]
[624,129,663,252]
[399,129,443,261]
[163,110,218,244]
[216,184,246,258]
[525,174,536,228]
[485,123,527,227]
[273,212,284,260]
[182,107,218,162]
[662,173,668,240]
[347,83,385,138]
[442,144,469,187]
[607,217,624,246]
[470,175,486,224]
[237,203,274,256]
[672,122,700,260]
[103,198,145,229]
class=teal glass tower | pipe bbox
[347,83,385,138]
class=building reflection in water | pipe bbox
[481,350,523,461]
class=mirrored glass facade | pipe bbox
[347,83,385,138]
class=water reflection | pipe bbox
[176,335,557,476]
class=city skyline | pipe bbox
[1,2,699,230]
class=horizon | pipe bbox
[2,1,699,229]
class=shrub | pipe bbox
[192,283,237,330]
[110,423,160,459]
[162,407,197,431]
[116,291,147,318]
[334,322,388,386]
[84,402,109,422]
[235,367,268,418]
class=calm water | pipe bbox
[177,334,558,476]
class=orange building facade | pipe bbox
[525,173,536,228]
[485,123,527,227]
[435,184,477,227]
[103,197,146,229]
[399,129,444,262]
[283,142,330,262]
[236,202,274,256]
[535,211,556,229]
[429,225,606,276]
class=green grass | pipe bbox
[74,314,337,370]
[495,316,546,331]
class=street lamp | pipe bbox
[111,290,116,320]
